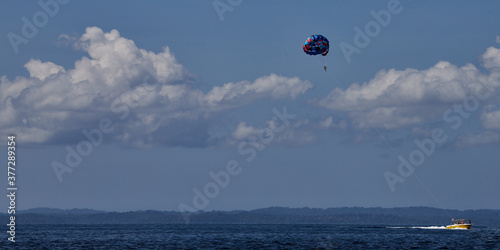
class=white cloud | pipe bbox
[482,46,500,69]
[56,33,80,48]
[317,47,500,129]
[455,131,500,148]
[320,116,347,130]
[481,106,500,129]
[0,27,312,147]
[204,74,311,110]
[228,116,346,147]
[232,122,260,140]
[25,59,66,81]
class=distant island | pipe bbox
[4,207,499,226]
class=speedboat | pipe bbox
[446,219,471,229]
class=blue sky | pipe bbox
[1,0,500,212]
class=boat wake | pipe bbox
[410,226,447,230]
[387,226,447,230]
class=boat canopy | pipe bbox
[451,219,471,224]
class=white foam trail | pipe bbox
[409,226,446,230]
[386,226,447,230]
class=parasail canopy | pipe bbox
[303,34,329,56]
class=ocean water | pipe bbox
[3,224,499,249]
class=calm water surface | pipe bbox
[3,224,499,249]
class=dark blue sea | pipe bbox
[3,224,500,249]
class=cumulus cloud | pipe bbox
[320,116,347,130]
[0,27,312,147]
[482,46,500,70]
[232,122,260,140]
[204,74,311,110]
[229,119,318,146]
[455,131,500,148]
[228,116,346,147]
[481,106,500,129]
[317,46,500,129]
[56,33,80,48]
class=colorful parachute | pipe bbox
[303,34,329,56]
